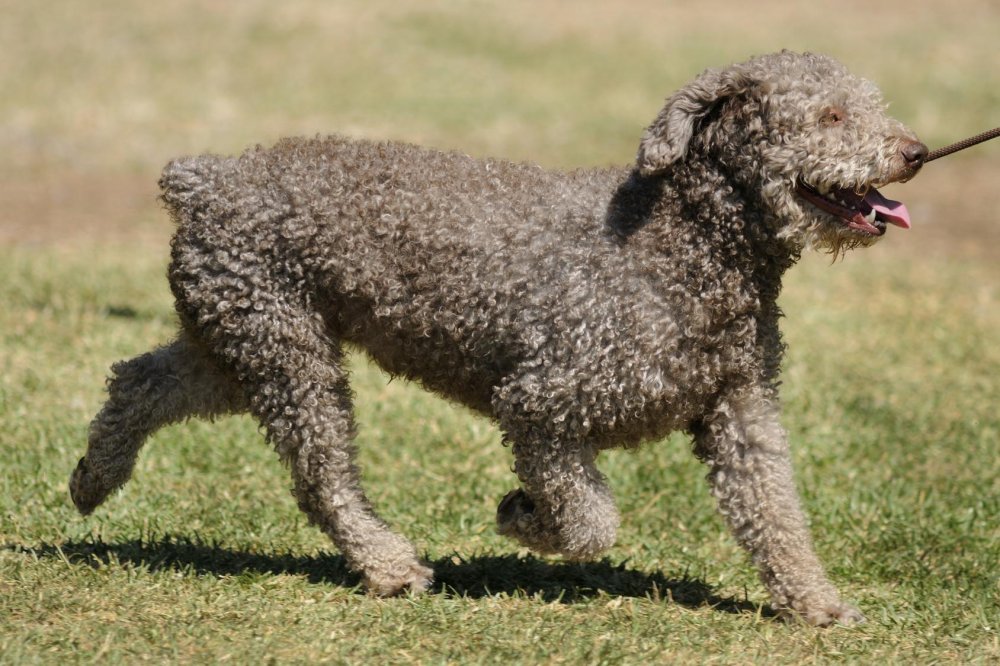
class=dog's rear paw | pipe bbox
[819,603,866,627]
[364,560,434,597]
[782,599,866,627]
[69,457,112,516]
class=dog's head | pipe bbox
[637,51,926,253]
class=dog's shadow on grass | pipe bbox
[7,536,765,616]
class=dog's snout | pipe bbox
[900,140,929,167]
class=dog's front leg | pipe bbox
[692,388,865,626]
[497,432,620,560]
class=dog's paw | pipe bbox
[496,488,548,551]
[496,489,534,532]
[364,560,434,597]
[781,599,867,627]
[496,488,616,559]
[814,602,866,627]
[69,457,112,516]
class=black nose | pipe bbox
[901,141,929,167]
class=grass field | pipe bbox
[2,1,998,663]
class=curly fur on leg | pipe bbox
[71,336,243,514]
[496,438,619,559]
[168,243,432,594]
[693,389,865,626]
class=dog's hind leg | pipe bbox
[71,335,245,514]
[193,297,433,596]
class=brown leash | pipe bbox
[925,127,1000,162]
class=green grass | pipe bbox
[2,249,998,663]
[2,1,999,663]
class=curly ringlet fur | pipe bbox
[71,51,925,625]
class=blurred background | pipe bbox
[2,0,998,258]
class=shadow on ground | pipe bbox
[6,536,765,616]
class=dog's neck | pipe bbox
[604,165,798,285]
[603,163,793,391]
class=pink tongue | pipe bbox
[865,188,911,229]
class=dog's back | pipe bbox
[161,137,635,410]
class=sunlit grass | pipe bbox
[2,242,997,663]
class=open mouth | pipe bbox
[795,181,912,236]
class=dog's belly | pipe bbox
[332,296,505,415]
[326,284,754,446]
[350,326,722,446]
[357,339,501,416]
[575,345,733,449]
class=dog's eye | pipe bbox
[820,108,846,127]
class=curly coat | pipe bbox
[71,51,926,625]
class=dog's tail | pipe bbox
[158,155,232,225]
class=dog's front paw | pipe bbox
[496,488,617,559]
[496,488,558,554]
[496,489,536,540]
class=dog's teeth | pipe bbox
[864,209,877,223]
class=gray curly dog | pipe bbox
[71,51,927,625]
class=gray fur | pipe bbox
[71,51,926,625]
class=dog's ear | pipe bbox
[636,67,756,176]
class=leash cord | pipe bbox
[925,126,1000,162]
